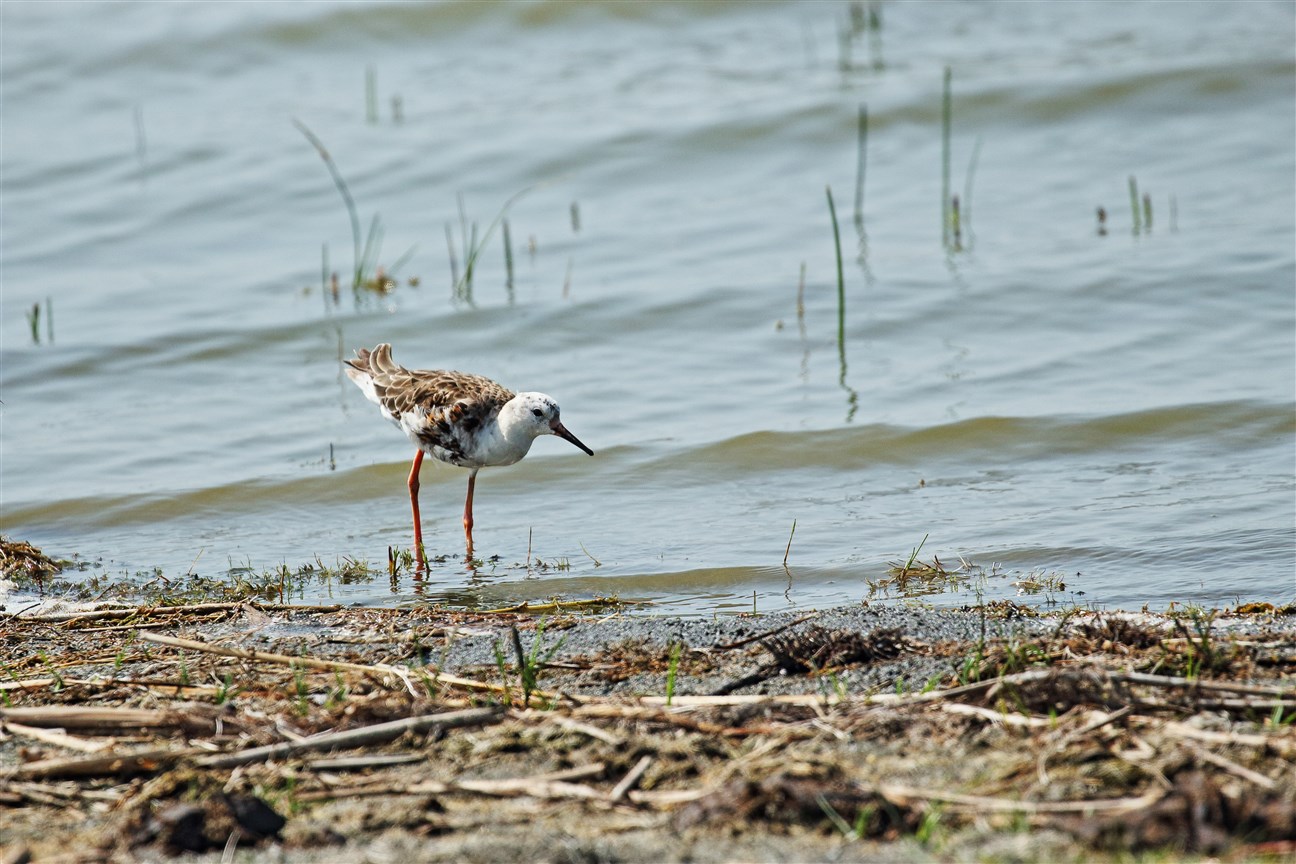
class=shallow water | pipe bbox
[3,0,1294,613]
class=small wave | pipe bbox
[661,400,1294,474]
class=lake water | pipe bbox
[3,0,1294,614]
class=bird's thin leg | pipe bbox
[407,450,427,569]
[463,468,479,559]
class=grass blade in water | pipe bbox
[941,66,952,249]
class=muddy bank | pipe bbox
[1,593,1294,863]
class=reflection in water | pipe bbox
[796,262,810,383]
[853,101,877,298]
[503,219,516,305]
[961,136,982,252]
[852,104,869,232]
[838,341,859,424]
[132,105,149,183]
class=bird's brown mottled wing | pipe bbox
[346,343,514,464]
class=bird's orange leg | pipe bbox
[463,468,479,559]
[407,450,427,569]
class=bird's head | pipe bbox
[511,392,593,455]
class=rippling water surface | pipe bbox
[4,1,1294,612]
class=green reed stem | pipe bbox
[457,192,470,272]
[941,66,952,248]
[445,223,460,291]
[293,118,364,289]
[360,213,383,284]
[502,217,514,289]
[508,625,530,703]
[365,64,377,124]
[903,533,929,575]
[451,187,533,301]
[950,195,961,250]
[796,261,806,331]
[1128,175,1141,235]
[464,222,478,295]
[491,640,512,706]
[665,641,682,706]
[387,243,417,280]
[829,184,858,424]
[836,19,852,72]
[826,186,846,354]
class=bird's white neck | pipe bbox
[476,397,542,466]
[498,397,542,438]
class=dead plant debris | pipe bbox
[0,537,62,583]
[0,598,1292,862]
[762,624,908,674]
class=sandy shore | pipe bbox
[1,595,1294,862]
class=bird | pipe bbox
[344,343,593,562]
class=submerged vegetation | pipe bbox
[293,118,414,295]
[0,535,1031,614]
[938,65,982,254]
[445,189,532,306]
[866,534,986,601]
[1,537,634,614]
[825,185,859,423]
[297,116,535,310]
[23,297,53,345]
[1095,174,1176,237]
[6,534,1284,632]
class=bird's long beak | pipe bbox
[551,420,593,455]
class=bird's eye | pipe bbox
[532,408,544,418]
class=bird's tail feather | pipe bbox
[343,343,398,406]
[368,343,401,376]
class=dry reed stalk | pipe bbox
[0,707,183,729]
[2,722,110,754]
[13,748,203,780]
[609,755,654,802]
[196,706,504,769]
